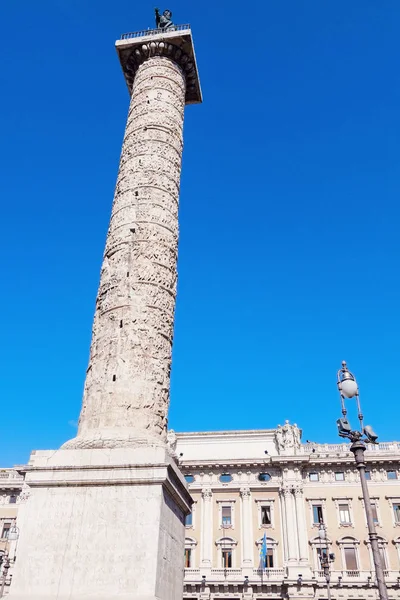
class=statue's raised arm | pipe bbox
[155,8,161,28]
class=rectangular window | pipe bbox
[312,505,323,525]
[365,471,371,480]
[9,495,17,504]
[339,503,351,524]
[185,512,193,527]
[261,506,271,525]
[221,506,232,526]
[379,548,387,569]
[222,550,232,568]
[265,548,274,568]
[184,548,192,568]
[1,525,10,539]
[344,547,358,571]
[387,471,398,480]
[371,502,379,525]
[393,504,400,523]
[335,472,345,481]
[309,473,319,482]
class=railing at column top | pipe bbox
[121,24,191,40]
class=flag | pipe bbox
[259,532,267,567]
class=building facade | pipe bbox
[171,423,400,600]
[0,469,28,594]
[2,424,400,598]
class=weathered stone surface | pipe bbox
[9,448,191,600]
[64,56,186,450]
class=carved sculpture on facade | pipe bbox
[167,428,178,456]
[275,421,302,455]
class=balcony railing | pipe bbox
[0,472,23,481]
[253,568,286,579]
[313,569,400,581]
[303,442,400,455]
[184,568,285,583]
[121,24,190,41]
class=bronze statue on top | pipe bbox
[155,8,175,31]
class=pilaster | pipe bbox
[240,487,254,574]
[200,488,213,576]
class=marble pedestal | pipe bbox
[10,446,192,600]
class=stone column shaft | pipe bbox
[66,55,186,449]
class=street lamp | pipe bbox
[336,360,388,600]
[318,521,334,600]
[0,521,19,598]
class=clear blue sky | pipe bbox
[1,1,399,466]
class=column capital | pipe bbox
[116,29,202,104]
[280,485,293,497]
[240,487,251,498]
[293,485,304,497]
[202,488,212,500]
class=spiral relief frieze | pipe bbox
[63,53,187,449]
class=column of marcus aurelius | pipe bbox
[10,24,201,600]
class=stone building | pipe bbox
[0,469,28,594]
[2,423,400,598]
[172,423,400,600]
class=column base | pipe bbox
[10,446,192,600]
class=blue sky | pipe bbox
[1,1,399,466]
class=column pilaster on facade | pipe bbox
[293,485,309,563]
[280,486,299,563]
[240,487,253,572]
[200,488,213,573]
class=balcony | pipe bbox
[120,24,191,41]
[184,568,285,583]
[303,441,400,456]
[0,472,23,481]
[312,569,400,583]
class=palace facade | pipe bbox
[2,423,400,599]
[173,424,400,600]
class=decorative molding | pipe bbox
[255,499,275,530]
[201,488,212,500]
[123,41,199,103]
[218,499,236,530]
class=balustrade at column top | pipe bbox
[115,26,202,104]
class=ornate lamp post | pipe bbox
[336,361,388,600]
[318,521,334,600]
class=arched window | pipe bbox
[309,535,334,571]
[215,536,237,568]
[255,537,279,569]
[184,537,197,569]
[337,536,360,573]
[365,536,389,571]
